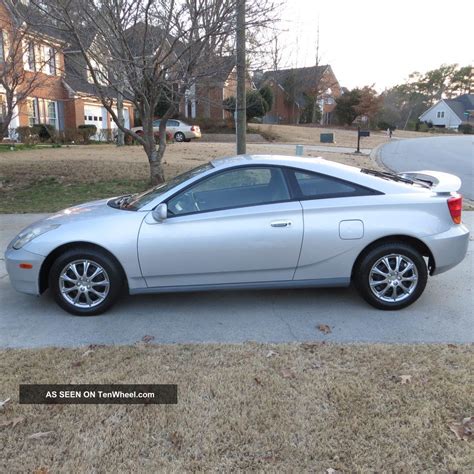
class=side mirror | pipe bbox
[152,203,168,222]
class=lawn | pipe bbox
[0,142,379,213]
[1,343,472,472]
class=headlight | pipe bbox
[12,224,60,250]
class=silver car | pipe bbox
[5,155,469,316]
[131,119,201,142]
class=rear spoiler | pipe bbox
[397,170,462,193]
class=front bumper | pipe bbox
[4,247,45,295]
[427,223,470,275]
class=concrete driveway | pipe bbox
[1,213,473,348]
[379,135,474,200]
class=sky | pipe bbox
[275,0,473,91]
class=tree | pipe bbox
[259,84,273,112]
[334,89,361,126]
[31,0,278,185]
[0,2,52,139]
[223,87,270,121]
[354,85,383,127]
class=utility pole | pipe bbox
[236,0,246,154]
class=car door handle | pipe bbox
[271,221,292,227]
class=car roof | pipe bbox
[210,154,428,194]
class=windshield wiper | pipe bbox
[361,168,416,185]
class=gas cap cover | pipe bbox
[339,220,364,240]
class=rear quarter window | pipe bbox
[293,170,379,199]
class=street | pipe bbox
[379,135,474,200]
[1,213,472,349]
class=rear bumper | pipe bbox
[427,223,470,275]
[184,131,201,139]
[4,247,44,295]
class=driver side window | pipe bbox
[167,166,290,216]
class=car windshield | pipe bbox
[123,163,214,210]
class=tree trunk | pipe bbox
[116,85,125,146]
[149,156,165,185]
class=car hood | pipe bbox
[42,198,128,225]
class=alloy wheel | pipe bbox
[59,259,110,308]
[369,253,418,303]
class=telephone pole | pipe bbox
[236,0,246,154]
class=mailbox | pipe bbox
[359,130,370,137]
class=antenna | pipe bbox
[315,16,320,67]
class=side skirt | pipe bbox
[129,277,350,295]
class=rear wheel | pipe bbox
[49,248,123,316]
[354,243,428,310]
[174,132,185,142]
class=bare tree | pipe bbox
[0,2,54,139]
[27,0,278,185]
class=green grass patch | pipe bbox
[0,178,150,213]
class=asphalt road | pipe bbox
[379,135,474,200]
[1,213,473,349]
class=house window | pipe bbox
[47,47,56,75]
[441,111,445,118]
[27,98,38,126]
[26,41,36,71]
[45,100,57,128]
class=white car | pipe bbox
[131,119,201,142]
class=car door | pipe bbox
[138,166,304,288]
[166,119,179,136]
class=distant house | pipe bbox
[0,1,134,140]
[419,94,474,129]
[255,65,341,125]
[183,56,253,121]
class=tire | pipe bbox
[174,132,185,142]
[49,248,124,316]
[353,242,428,310]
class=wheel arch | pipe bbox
[351,235,436,279]
[39,242,128,294]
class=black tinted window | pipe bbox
[168,167,290,216]
[293,170,373,199]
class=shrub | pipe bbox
[15,126,39,144]
[377,121,396,131]
[458,123,473,134]
[31,123,56,142]
[77,124,97,143]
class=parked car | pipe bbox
[5,155,469,316]
[131,119,201,142]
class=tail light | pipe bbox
[447,195,462,224]
[191,125,200,132]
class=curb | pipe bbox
[369,142,393,171]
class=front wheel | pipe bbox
[49,248,123,316]
[354,243,428,310]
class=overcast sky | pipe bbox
[276,0,473,91]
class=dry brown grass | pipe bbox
[252,123,446,149]
[0,142,369,187]
[1,343,473,472]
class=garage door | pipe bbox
[84,105,105,139]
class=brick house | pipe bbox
[183,56,253,121]
[256,65,341,125]
[0,0,133,140]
